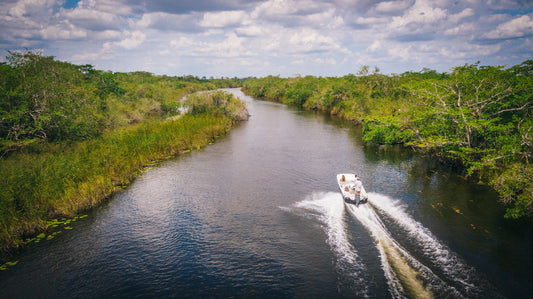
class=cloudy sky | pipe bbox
[1,0,532,77]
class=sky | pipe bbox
[0,0,532,77]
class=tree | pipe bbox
[0,50,105,145]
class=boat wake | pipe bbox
[367,193,495,297]
[285,191,496,298]
[282,192,370,297]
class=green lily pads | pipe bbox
[5,261,18,266]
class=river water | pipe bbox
[1,88,531,298]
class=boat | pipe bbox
[337,173,368,206]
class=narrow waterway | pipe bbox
[1,88,531,298]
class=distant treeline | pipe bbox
[0,51,246,257]
[242,61,533,220]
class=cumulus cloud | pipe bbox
[8,0,56,19]
[170,31,253,58]
[235,25,265,37]
[39,23,88,40]
[199,10,250,28]
[1,0,532,76]
[134,12,201,32]
[485,15,533,39]
[287,28,341,53]
[448,8,475,23]
[375,0,414,15]
[251,0,335,27]
[104,30,146,50]
[61,7,122,31]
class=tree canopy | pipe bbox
[243,61,533,220]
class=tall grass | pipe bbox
[0,113,232,254]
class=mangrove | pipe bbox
[242,61,533,220]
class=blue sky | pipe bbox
[1,0,532,77]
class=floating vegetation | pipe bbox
[23,215,89,246]
[0,214,91,270]
[0,260,18,271]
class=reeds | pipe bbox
[0,113,232,254]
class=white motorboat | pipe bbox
[337,173,368,206]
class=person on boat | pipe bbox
[349,175,363,206]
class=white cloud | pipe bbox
[443,22,477,36]
[8,0,55,19]
[448,8,475,23]
[93,30,123,40]
[390,0,448,28]
[170,32,253,58]
[39,23,88,40]
[252,0,300,18]
[76,0,133,16]
[485,15,533,39]
[251,0,333,25]
[133,12,200,32]
[387,44,412,60]
[288,28,338,53]
[355,16,389,25]
[368,40,382,52]
[375,0,414,14]
[200,10,249,28]
[60,7,122,30]
[1,0,532,77]
[304,9,344,29]
[438,43,502,59]
[104,30,146,50]
[235,25,265,37]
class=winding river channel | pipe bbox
[1,88,532,298]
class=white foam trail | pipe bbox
[368,192,482,296]
[345,202,435,298]
[288,192,369,296]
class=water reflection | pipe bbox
[0,88,531,298]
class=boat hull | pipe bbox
[337,173,368,205]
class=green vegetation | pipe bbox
[243,61,533,220]
[0,50,246,257]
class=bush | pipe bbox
[185,91,248,121]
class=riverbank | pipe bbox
[242,62,533,220]
[0,114,231,257]
[0,52,247,259]
[0,90,248,261]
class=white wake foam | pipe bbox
[286,192,369,296]
[283,191,487,298]
[345,201,435,298]
[368,192,482,297]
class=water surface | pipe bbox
[1,88,531,298]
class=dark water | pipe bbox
[1,88,531,298]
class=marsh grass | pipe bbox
[0,113,232,255]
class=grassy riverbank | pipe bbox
[0,113,233,253]
[242,61,533,220]
[0,51,246,258]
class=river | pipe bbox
[0,88,531,298]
